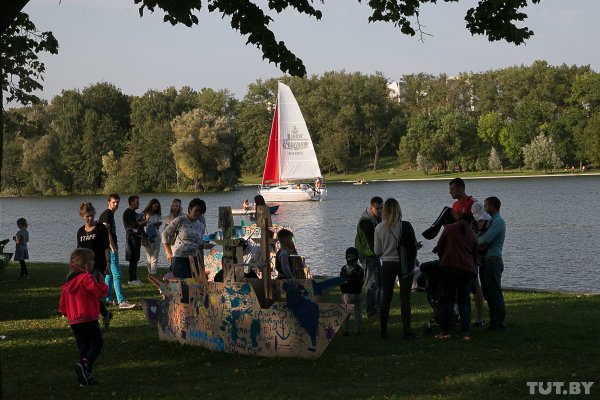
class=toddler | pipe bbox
[59,248,108,386]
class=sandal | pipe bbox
[434,333,450,341]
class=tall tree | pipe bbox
[171,108,239,191]
[522,134,561,173]
[1,12,57,188]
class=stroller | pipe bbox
[419,260,458,333]
[0,239,13,275]
[419,207,459,333]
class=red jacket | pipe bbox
[59,272,108,325]
[436,221,478,275]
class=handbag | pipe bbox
[397,221,417,278]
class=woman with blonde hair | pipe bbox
[374,198,418,340]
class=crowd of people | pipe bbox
[14,178,504,386]
[350,177,507,341]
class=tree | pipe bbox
[500,100,557,165]
[575,110,600,167]
[522,134,561,173]
[171,109,239,191]
[488,146,502,171]
[21,134,64,194]
[2,0,546,188]
[477,112,504,148]
[1,12,58,188]
[236,97,273,174]
[416,152,431,175]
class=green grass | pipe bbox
[240,156,591,185]
[1,263,599,399]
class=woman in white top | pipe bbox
[142,199,162,276]
[374,197,418,340]
[165,199,184,228]
[161,198,206,279]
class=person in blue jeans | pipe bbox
[355,196,383,319]
[477,196,506,331]
[98,194,135,310]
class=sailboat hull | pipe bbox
[259,185,325,202]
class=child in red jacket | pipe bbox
[59,248,108,386]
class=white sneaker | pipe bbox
[118,301,136,309]
[128,280,143,286]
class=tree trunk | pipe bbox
[1,54,4,190]
[373,148,379,171]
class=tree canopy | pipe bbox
[2,0,543,76]
[3,63,600,195]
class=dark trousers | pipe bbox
[380,261,412,335]
[172,256,195,279]
[363,256,381,317]
[440,268,474,335]
[126,234,141,281]
[19,260,28,277]
[71,320,103,372]
[480,257,506,329]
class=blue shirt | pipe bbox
[477,212,505,258]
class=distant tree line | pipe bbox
[2,61,599,195]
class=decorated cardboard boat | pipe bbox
[142,206,351,359]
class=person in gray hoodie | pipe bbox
[374,197,418,340]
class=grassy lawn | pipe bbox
[1,262,599,399]
[241,156,591,185]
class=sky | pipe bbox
[12,0,600,103]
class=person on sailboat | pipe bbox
[315,178,322,189]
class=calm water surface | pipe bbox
[1,176,599,293]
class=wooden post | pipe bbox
[256,205,272,304]
[218,206,235,283]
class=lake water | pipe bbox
[1,175,599,293]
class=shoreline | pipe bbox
[335,172,600,184]
[239,171,600,186]
[3,172,599,196]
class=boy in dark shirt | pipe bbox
[340,247,365,335]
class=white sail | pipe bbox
[277,82,322,181]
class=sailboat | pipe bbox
[259,82,327,202]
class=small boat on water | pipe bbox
[353,179,368,185]
[231,205,279,216]
[258,82,326,202]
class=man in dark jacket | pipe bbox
[122,195,147,286]
[355,196,383,318]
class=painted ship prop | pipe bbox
[142,206,351,359]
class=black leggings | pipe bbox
[71,320,103,371]
[380,261,412,335]
[19,260,28,277]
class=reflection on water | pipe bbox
[1,175,599,293]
